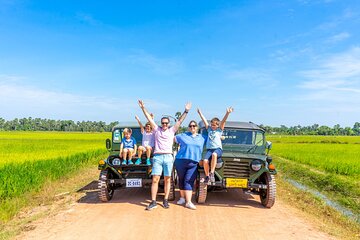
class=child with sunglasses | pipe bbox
[197,107,234,184]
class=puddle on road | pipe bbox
[285,178,359,223]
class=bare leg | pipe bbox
[164,176,171,199]
[122,149,128,160]
[184,190,193,203]
[146,146,152,159]
[138,147,144,158]
[203,159,210,176]
[210,153,218,173]
[151,175,160,201]
[180,190,185,199]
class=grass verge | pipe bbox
[276,166,360,239]
[0,164,101,240]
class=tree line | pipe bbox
[0,117,119,132]
[0,117,359,135]
[259,123,360,136]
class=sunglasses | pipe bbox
[189,125,197,127]
[161,122,169,125]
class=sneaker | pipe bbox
[162,199,170,209]
[209,172,215,183]
[185,202,196,210]
[145,200,157,211]
[135,158,141,165]
[146,158,151,166]
[127,160,133,165]
[177,197,186,205]
[203,176,209,185]
[121,159,127,165]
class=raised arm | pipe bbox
[197,108,209,129]
[220,107,234,130]
[174,102,192,131]
[138,100,157,129]
[135,115,144,134]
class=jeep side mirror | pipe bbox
[266,141,272,150]
[106,139,111,150]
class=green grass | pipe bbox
[266,135,360,221]
[0,131,110,222]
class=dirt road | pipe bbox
[17,182,334,240]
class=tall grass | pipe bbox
[266,135,360,218]
[0,131,110,222]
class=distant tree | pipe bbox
[175,112,181,120]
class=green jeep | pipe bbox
[97,124,176,202]
[196,121,276,208]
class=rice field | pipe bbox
[0,131,110,222]
[267,135,360,218]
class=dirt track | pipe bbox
[17,182,334,240]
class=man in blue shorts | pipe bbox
[138,100,191,210]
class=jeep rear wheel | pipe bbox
[259,172,276,208]
[98,169,114,202]
[196,171,207,204]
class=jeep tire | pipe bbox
[98,169,114,202]
[196,171,207,203]
[259,172,276,208]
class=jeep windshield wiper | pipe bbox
[247,139,264,153]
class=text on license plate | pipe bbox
[126,179,142,187]
[226,178,248,188]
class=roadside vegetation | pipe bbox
[267,135,360,231]
[0,131,109,223]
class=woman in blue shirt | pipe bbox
[174,120,205,210]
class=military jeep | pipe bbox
[196,121,276,208]
[97,124,176,202]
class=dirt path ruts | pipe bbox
[17,184,334,240]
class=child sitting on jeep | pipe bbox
[120,128,137,165]
[135,115,155,165]
[197,107,234,184]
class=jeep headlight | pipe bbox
[250,160,262,171]
[112,158,121,166]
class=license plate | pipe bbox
[126,179,142,187]
[226,178,248,188]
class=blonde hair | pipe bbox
[123,128,132,134]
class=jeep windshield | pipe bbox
[113,127,143,144]
[221,128,265,153]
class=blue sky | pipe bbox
[1,0,359,127]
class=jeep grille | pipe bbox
[223,158,250,178]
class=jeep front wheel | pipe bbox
[259,172,276,208]
[195,171,207,204]
[98,169,114,202]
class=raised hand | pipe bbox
[197,108,201,114]
[138,100,145,109]
[227,107,234,113]
[185,102,192,112]
[135,115,140,121]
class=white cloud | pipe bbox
[127,50,184,75]
[0,82,169,122]
[326,32,350,44]
[297,47,360,104]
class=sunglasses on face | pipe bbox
[189,125,197,128]
[161,122,169,125]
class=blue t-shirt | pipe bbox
[121,136,137,149]
[175,132,205,162]
[206,128,223,149]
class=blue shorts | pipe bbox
[152,154,174,177]
[204,148,223,161]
